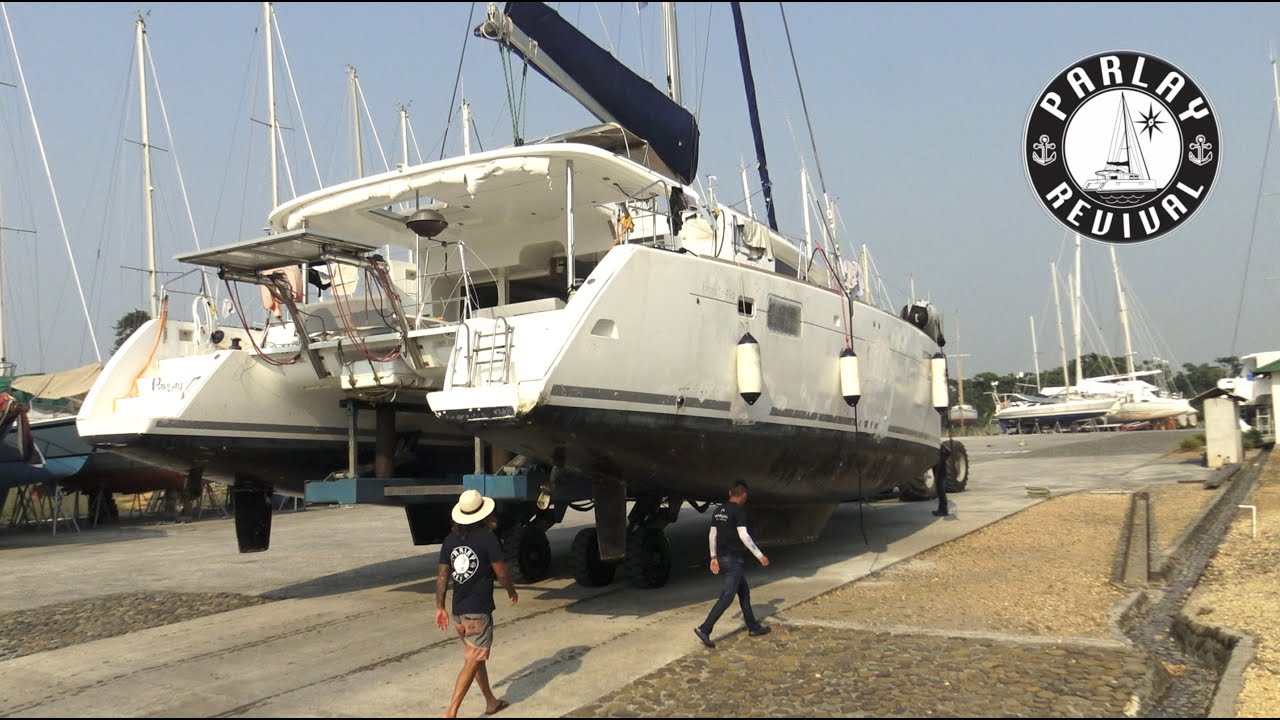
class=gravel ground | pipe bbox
[1192,453,1280,717]
[1148,481,1216,555]
[0,591,269,662]
[789,493,1129,640]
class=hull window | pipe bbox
[766,295,802,337]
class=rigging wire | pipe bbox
[1230,102,1276,356]
[84,34,134,326]
[1,2,101,361]
[778,5,831,225]
[145,38,212,299]
[214,21,260,264]
[270,5,322,189]
[439,2,478,160]
[693,2,714,122]
[355,78,390,173]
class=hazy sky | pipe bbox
[1,2,1278,378]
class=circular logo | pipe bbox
[1024,51,1219,244]
[450,546,480,583]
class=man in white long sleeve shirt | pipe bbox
[693,481,771,648]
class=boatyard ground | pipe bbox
[1,430,1274,717]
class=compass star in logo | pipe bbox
[1137,104,1165,141]
[1023,51,1220,245]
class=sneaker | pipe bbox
[748,625,772,637]
[693,627,715,648]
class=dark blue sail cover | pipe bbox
[494,2,700,184]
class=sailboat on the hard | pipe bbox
[105,2,968,580]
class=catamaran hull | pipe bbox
[77,319,472,496]
[430,244,943,509]
[460,404,934,504]
[2,415,185,493]
[82,429,470,495]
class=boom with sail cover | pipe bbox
[477,2,700,184]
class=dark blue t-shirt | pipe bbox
[439,527,504,615]
[712,502,749,559]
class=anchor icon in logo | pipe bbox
[1032,135,1057,166]
[1188,135,1213,166]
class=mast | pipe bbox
[739,164,754,219]
[1030,315,1042,391]
[729,2,777,232]
[348,66,363,178]
[860,244,869,303]
[800,167,811,279]
[1051,262,1070,395]
[136,15,158,319]
[660,2,682,105]
[1073,234,1083,388]
[1110,246,1135,377]
[461,99,472,156]
[264,1,278,210]
[398,104,409,168]
[955,316,965,408]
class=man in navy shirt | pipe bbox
[436,490,518,717]
[694,481,771,648]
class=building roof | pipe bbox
[1192,387,1248,403]
[1255,359,1280,373]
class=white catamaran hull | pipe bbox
[428,244,942,506]
[76,319,472,494]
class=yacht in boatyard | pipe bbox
[78,2,967,585]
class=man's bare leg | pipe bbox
[444,659,480,718]
[475,662,505,713]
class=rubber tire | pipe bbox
[570,527,617,587]
[899,465,938,501]
[943,440,969,492]
[503,524,551,583]
[624,528,671,589]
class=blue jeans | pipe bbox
[698,555,759,633]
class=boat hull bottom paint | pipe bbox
[88,433,476,496]
[456,404,938,506]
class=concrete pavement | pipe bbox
[0,430,1207,717]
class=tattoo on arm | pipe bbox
[436,564,449,610]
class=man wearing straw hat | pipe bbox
[436,489,518,717]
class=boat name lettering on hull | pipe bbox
[151,378,186,393]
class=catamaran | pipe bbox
[79,2,967,585]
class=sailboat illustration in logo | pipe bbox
[1082,93,1160,205]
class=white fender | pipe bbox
[931,351,949,412]
[736,333,762,405]
[840,346,861,407]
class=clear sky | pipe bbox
[1,2,1277,378]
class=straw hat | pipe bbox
[451,489,496,525]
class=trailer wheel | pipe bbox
[943,440,969,492]
[624,527,671,589]
[503,524,551,583]
[570,527,617,587]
